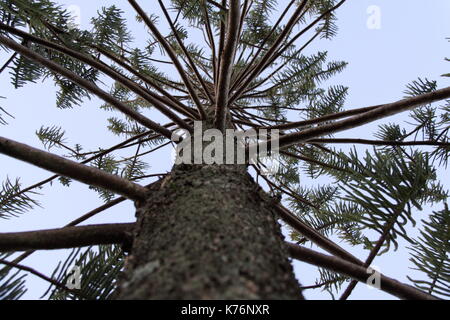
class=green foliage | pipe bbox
[0,177,40,219]
[310,0,340,39]
[316,268,349,299]
[308,85,348,119]
[286,147,447,295]
[10,49,44,88]
[408,205,450,298]
[44,245,125,300]
[0,96,13,125]
[404,77,437,98]
[340,149,446,251]
[89,155,119,202]
[91,6,132,54]
[36,125,66,150]
[0,253,27,300]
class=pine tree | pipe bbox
[0,0,449,300]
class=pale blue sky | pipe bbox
[0,0,449,300]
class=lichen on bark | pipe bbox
[116,163,303,299]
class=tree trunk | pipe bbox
[115,163,302,299]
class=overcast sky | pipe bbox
[1,0,449,300]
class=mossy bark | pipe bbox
[116,163,302,299]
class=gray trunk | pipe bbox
[116,111,302,299]
[116,163,302,299]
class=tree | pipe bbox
[0,0,449,300]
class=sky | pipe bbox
[0,0,449,300]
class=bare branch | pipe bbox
[158,0,214,104]
[0,136,148,201]
[274,86,450,149]
[93,46,198,119]
[230,0,309,103]
[215,0,241,130]
[231,0,297,92]
[206,0,228,11]
[267,106,379,130]
[0,223,133,252]
[202,0,217,83]
[286,242,438,300]
[12,180,162,265]
[216,0,227,89]
[309,138,450,147]
[0,52,17,75]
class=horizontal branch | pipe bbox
[0,223,133,252]
[266,105,379,130]
[0,136,148,201]
[286,243,438,300]
[0,34,174,139]
[280,150,349,173]
[11,180,162,265]
[309,138,450,147]
[275,86,450,149]
[2,130,160,209]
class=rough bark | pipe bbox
[116,164,303,299]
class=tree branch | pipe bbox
[0,223,133,252]
[128,0,207,119]
[0,23,193,132]
[274,86,450,149]
[206,0,228,11]
[0,34,174,139]
[286,242,438,300]
[93,46,198,119]
[0,136,148,201]
[202,0,217,83]
[158,0,214,104]
[229,0,309,103]
[231,0,297,92]
[215,0,241,130]
[265,0,347,71]
[0,52,17,75]
[339,210,402,300]
[275,204,362,265]
[309,138,450,147]
[266,106,379,130]
[11,180,162,265]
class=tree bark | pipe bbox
[116,164,302,299]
